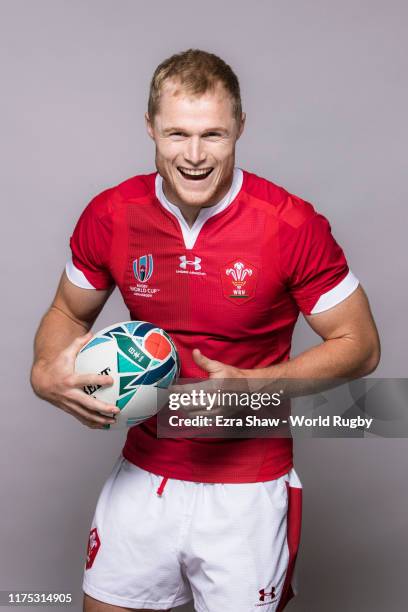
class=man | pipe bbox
[31,49,380,612]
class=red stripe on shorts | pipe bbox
[277,482,302,611]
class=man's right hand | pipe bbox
[31,332,120,429]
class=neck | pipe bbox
[162,177,233,227]
[170,200,202,227]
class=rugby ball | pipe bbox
[75,321,179,429]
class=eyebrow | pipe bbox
[162,127,229,135]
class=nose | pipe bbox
[184,135,206,166]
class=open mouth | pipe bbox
[178,167,213,181]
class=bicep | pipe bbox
[52,271,113,328]
[304,285,378,342]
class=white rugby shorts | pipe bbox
[83,455,302,611]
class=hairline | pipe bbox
[149,76,242,124]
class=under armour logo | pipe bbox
[259,587,276,602]
[179,255,201,271]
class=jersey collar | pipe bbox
[155,168,243,249]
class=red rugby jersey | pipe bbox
[68,169,358,482]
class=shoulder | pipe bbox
[113,172,157,201]
[84,172,157,220]
[241,169,317,229]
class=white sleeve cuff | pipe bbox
[310,270,359,314]
[65,259,96,289]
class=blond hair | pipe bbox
[148,49,242,122]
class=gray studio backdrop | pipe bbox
[1,1,407,611]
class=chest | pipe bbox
[111,203,295,339]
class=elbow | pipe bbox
[360,337,381,376]
[30,360,47,399]
[30,363,42,397]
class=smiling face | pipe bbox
[146,79,245,222]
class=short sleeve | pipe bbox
[67,190,114,290]
[281,212,359,315]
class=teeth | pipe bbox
[179,167,212,176]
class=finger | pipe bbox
[62,399,117,427]
[68,388,119,415]
[70,409,104,429]
[192,349,224,375]
[169,379,222,396]
[72,373,114,388]
[75,413,112,429]
[65,331,93,358]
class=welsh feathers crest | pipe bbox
[221,259,258,304]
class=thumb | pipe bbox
[192,349,224,375]
[67,331,93,357]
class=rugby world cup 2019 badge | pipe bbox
[133,254,153,283]
[221,259,258,304]
[130,254,160,298]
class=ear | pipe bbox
[145,112,155,140]
[236,112,246,140]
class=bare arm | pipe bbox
[260,285,380,381]
[31,272,119,428]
